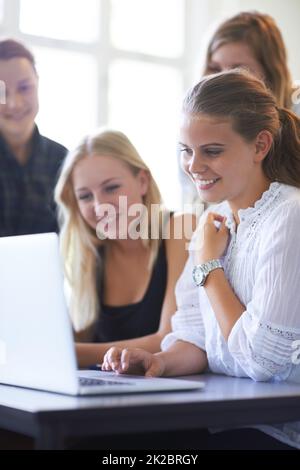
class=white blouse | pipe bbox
[162,182,300,448]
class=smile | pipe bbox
[5,110,30,121]
[196,178,220,190]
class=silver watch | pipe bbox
[192,259,223,287]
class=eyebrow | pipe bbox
[17,78,33,85]
[228,63,246,69]
[179,142,225,148]
[75,177,121,192]
[208,60,249,68]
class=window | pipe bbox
[0,0,4,24]
[33,46,98,148]
[0,0,201,208]
[108,59,182,207]
[110,0,184,58]
[20,0,100,43]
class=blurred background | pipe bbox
[1,0,299,209]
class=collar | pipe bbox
[224,182,282,234]
[0,125,42,167]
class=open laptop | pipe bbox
[0,233,204,396]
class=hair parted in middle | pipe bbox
[55,128,165,333]
[203,11,293,108]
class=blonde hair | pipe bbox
[203,11,293,108]
[55,129,164,333]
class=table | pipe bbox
[1,373,300,449]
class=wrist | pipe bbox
[196,252,218,265]
[153,352,167,376]
[193,258,223,287]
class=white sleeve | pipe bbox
[161,204,229,353]
[161,240,206,352]
[227,201,300,382]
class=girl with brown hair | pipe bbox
[102,69,300,449]
[203,11,298,111]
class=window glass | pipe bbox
[20,0,100,42]
[109,59,183,208]
[111,0,184,58]
[33,46,98,148]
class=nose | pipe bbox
[187,150,208,176]
[94,196,114,219]
[5,91,23,110]
[94,199,103,218]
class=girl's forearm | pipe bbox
[155,340,208,377]
[204,269,245,340]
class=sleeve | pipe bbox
[161,235,206,352]
[227,200,300,382]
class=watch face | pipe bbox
[192,266,205,286]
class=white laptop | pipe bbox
[0,233,204,396]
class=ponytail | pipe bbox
[183,70,300,188]
[263,108,300,187]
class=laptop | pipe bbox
[0,233,204,396]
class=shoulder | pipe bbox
[38,132,68,161]
[165,211,197,244]
[259,185,300,249]
[42,135,68,156]
[37,135,68,176]
[264,184,300,227]
[169,211,197,235]
[164,212,197,267]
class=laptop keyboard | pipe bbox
[79,377,133,386]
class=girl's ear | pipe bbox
[137,169,150,197]
[254,130,273,162]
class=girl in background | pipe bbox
[203,11,299,112]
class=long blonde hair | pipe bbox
[203,11,293,108]
[55,129,164,334]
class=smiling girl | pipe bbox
[55,129,194,367]
[102,70,300,449]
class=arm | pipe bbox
[200,205,300,382]
[76,213,196,368]
[102,340,208,377]
[103,225,209,375]
[203,269,245,341]
[156,340,208,376]
[195,212,245,340]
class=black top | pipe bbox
[93,240,168,343]
[0,126,67,237]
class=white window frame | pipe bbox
[0,0,206,128]
[0,0,221,207]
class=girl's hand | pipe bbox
[102,347,165,377]
[195,212,229,264]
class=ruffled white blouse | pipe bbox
[162,182,300,448]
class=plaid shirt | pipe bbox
[0,126,67,237]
